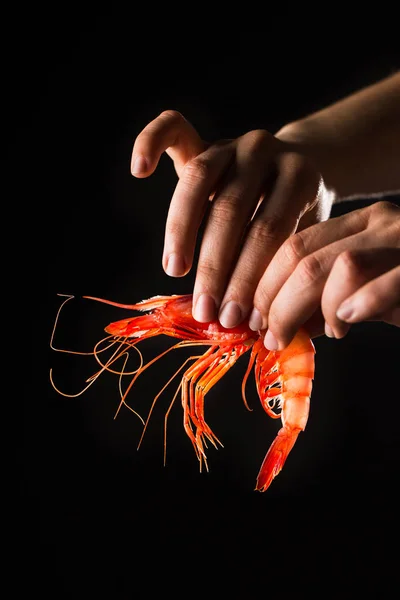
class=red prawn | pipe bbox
[50,293,315,491]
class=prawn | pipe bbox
[50,293,315,492]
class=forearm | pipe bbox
[276,71,400,201]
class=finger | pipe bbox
[163,141,235,277]
[192,130,279,322]
[251,206,371,334]
[131,110,206,178]
[263,227,395,350]
[219,152,321,328]
[322,247,400,338]
[336,264,400,327]
[259,202,400,347]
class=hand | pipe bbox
[131,110,332,327]
[251,201,400,350]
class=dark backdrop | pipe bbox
[12,11,400,598]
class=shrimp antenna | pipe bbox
[50,294,145,425]
[50,294,95,356]
[136,354,203,454]
[115,350,145,426]
[112,342,186,421]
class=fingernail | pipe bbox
[324,322,335,338]
[336,301,355,322]
[249,308,263,331]
[131,155,148,176]
[219,301,242,329]
[165,253,186,277]
[193,294,216,323]
[264,329,279,350]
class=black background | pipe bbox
[12,10,400,598]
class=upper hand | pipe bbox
[131,110,331,328]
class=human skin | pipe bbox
[131,71,400,349]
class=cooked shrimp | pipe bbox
[50,293,315,491]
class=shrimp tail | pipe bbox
[255,425,300,492]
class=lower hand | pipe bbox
[252,201,400,349]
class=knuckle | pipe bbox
[368,201,400,245]
[370,200,400,221]
[181,157,212,186]
[211,194,243,225]
[281,232,307,266]
[196,258,220,281]
[241,129,273,152]
[247,217,282,248]
[159,109,185,124]
[336,249,363,275]
[297,253,325,286]
[228,269,259,300]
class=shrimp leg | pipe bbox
[193,344,252,456]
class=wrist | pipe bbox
[276,118,350,204]
[275,121,339,208]
[275,118,330,153]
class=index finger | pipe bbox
[131,110,206,178]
